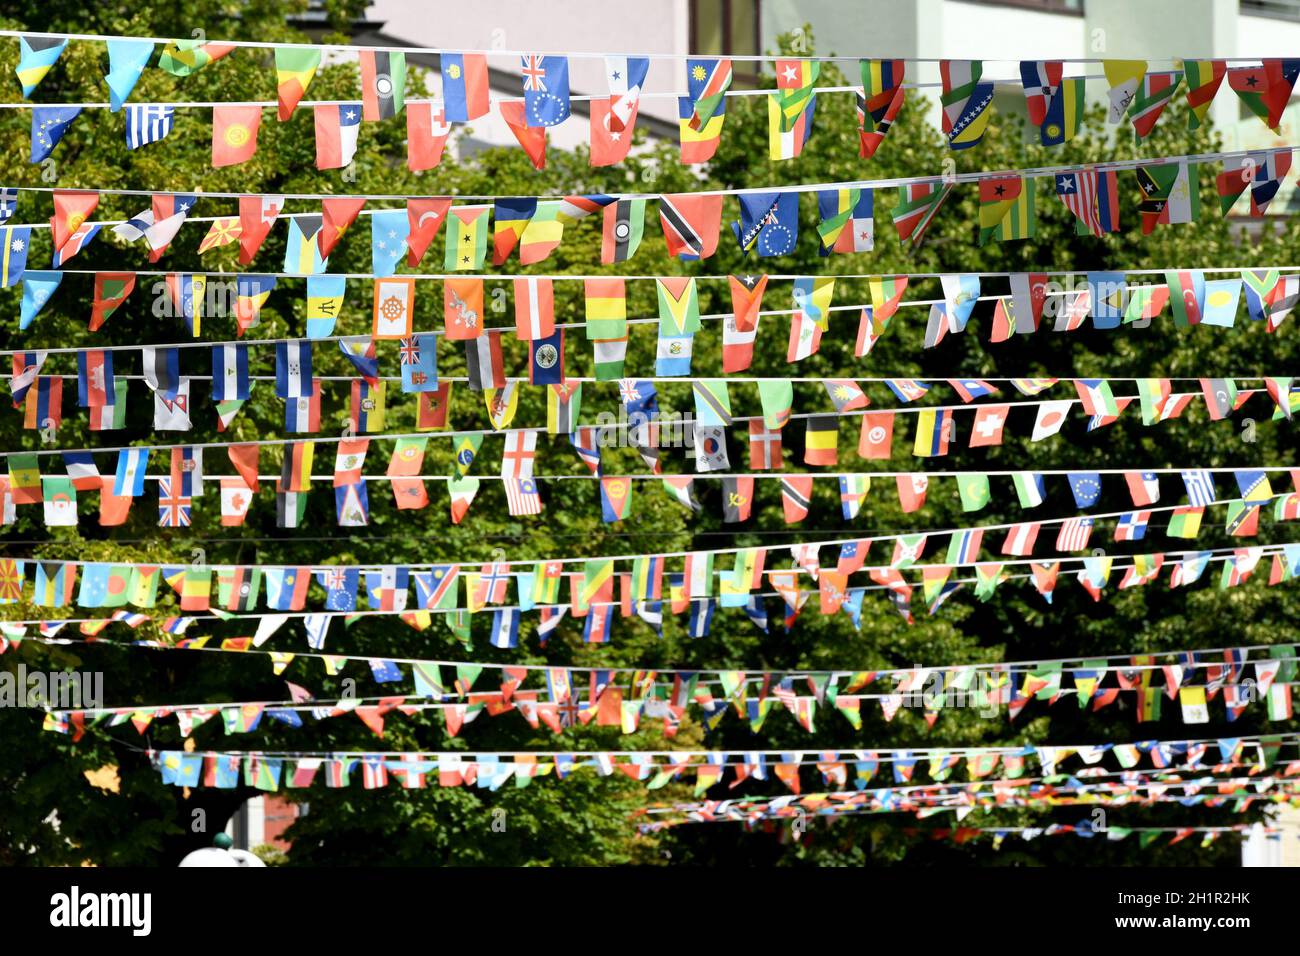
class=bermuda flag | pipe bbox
[1055,516,1094,552]
[1114,510,1151,542]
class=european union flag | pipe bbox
[1068,472,1102,508]
[731,191,799,257]
[520,55,570,127]
[30,106,81,163]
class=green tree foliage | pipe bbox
[0,13,1296,865]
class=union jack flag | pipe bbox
[617,379,642,405]
[157,477,192,527]
[398,337,421,365]
[521,56,549,92]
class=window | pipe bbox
[690,0,763,87]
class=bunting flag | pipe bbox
[939,60,994,150]
[857,59,905,158]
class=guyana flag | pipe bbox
[978,176,1035,245]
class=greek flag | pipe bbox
[125,104,175,150]
[0,188,16,222]
[1180,469,1218,507]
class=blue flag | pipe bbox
[370,209,409,277]
[1,225,31,287]
[20,271,62,329]
[399,333,438,393]
[520,55,570,127]
[731,191,799,257]
[105,39,154,111]
[30,106,81,163]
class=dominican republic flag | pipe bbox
[1114,510,1151,542]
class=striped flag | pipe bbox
[1055,517,1095,552]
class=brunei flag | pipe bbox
[275,47,321,120]
[978,176,1035,245]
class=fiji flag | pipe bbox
[1,226,31,287]
[520,55,571,127]
[31,106,81,163]
[731,191,799,257]
[399,333,438,393]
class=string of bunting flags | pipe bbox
[9,30,1300,162]
[2,532,1298,646]
[1,150,1296,298]
[129,730,1300,792]
[30,642,1300,740]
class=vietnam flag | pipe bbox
[275,47,321,120]
[212,105,263,167]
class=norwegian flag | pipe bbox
[1055,516,1094,552]
[475,562,511,606]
